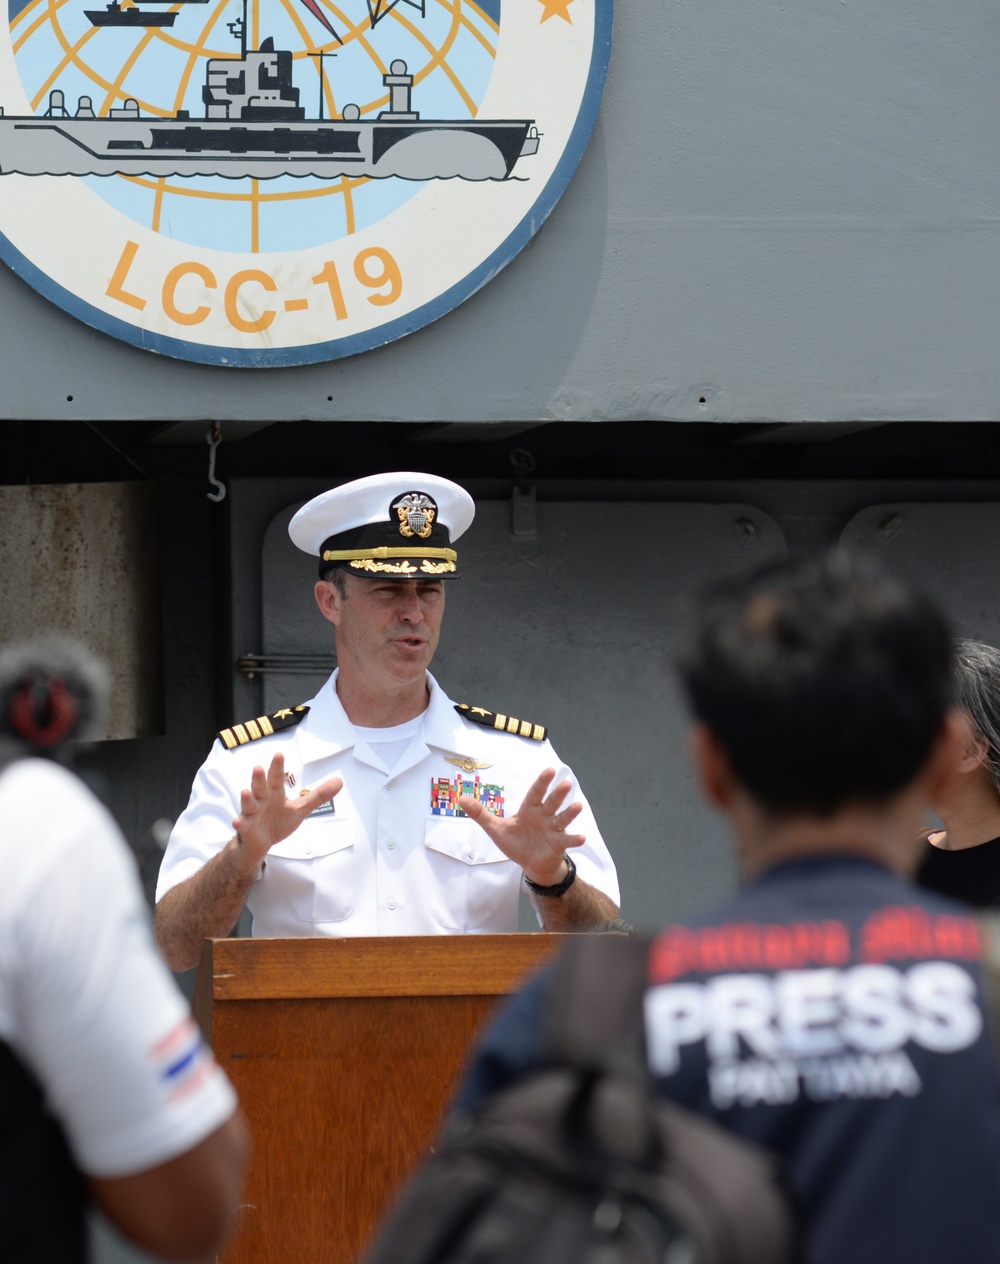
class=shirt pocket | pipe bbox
[264,815,355,924]
[423,816,517,933]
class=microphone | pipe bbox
[0,634,110,756]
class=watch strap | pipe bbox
[524,852,577,898]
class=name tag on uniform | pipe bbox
[297,787,336,818]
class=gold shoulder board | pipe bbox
[454,702,547,743]
[217,705,310,750]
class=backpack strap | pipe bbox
[542,931,652,1065]
[538,933,659,1165]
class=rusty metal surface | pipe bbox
[0,481,164,739]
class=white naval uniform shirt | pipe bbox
[156,671,620,938]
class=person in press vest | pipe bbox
[456,552,1000,1264]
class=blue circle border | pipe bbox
[0,0,613,368]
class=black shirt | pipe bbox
[916,833,1000,907]
[0,1038,86,1263]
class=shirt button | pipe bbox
[387,840,396,850]
[385,781,394,791]
[388,898,397,910]
[304,844,313,856]
[467,850,475,860]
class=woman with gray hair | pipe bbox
[917,638,1000,906]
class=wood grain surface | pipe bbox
[198,935,563,1264]
[203,933,563,1000]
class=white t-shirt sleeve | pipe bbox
[0,761,237,1178]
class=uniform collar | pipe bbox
[422,673,483,758]
[294,669,471,766]
[294,670,357,764]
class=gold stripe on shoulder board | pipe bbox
[217,704,311,749]
[454,702,547,743]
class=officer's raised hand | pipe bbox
[459,767,582,882]
[232,751,342,867]
[459,769,618,930]
[155,750,344,972]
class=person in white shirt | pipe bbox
[155,472,620,972]
[0,637,247,1263]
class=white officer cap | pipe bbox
[288,472,475,579]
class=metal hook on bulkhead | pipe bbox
[207,421,227,502]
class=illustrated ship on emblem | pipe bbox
[0,8,540,182]
[84,1,177,27]
[85,0,210,24]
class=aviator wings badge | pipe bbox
[445,755,493,774]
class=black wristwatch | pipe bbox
[524,853,577,898]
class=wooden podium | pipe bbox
[194,935,562,1264]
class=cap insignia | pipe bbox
[455,702,547,743]
[392,491,437,540]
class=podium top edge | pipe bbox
[199,933,566,1001]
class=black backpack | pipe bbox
[361,933,803,1264]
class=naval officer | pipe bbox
[155,472,620,971]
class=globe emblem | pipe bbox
[7,0,502,252]
[0,0,606,365]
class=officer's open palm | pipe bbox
[233,752,342,865]
[458,767,584,887]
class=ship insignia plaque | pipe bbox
[0,0,612,366]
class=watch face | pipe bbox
[0,0,613,366]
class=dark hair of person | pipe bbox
[673,550,956,817]
[320,565,349,595]
[953,639,1000,795]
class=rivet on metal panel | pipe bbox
[879,513,903,541]
[150,818,173,851]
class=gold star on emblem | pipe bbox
[470,706,491,716]
[538,0,574,23]
[445,755,493,774]
[274,708,293,719]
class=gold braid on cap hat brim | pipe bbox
[322,545,457,576]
